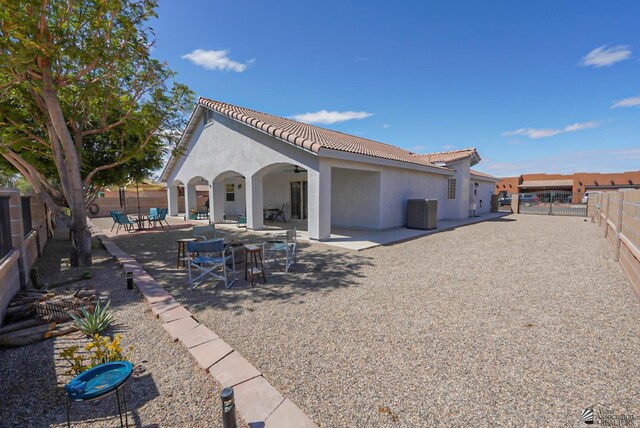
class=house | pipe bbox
[160,98,499,240]
[497,171,640,201]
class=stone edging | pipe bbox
[88,220,317,427]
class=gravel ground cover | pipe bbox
[94,214,640,427]
[0,236,230,427]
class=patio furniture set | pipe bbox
[110,208,169,234]
[178,225,298,290]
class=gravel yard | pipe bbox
[94,214,639,426]
[0,237,229,428]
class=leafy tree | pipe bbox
[0,0,193,265]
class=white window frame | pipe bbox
[447,178,456,199]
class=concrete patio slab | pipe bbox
[208,351,261,387]
[264,398,318,428]
[189,339,233,371]
[162,316,200,340]
[215,212,508,251]
[234,376,285,425]
[178,324,219,349]
[159,305,192,323]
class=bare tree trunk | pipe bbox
[41,69,92,266]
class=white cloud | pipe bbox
[382,123,390,129]
[503,121,600,139]
[442,144,455,150]
[580,45,631,68]
[182,49,251,72]
[355,56,369,63]
[612,95,640,108]
[291,110,373,124]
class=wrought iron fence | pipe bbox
[518,191,587,216]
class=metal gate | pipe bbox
[518,191,587,216]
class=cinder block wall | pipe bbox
[0,190,49,325]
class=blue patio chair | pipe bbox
[263,229,297,274]
[114,212,135,234]
[148,208,169,229]
[186,239,236,289]
[109,210,123,232]
[237,214,247,228]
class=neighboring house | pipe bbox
[160,98,499,240]
[497,171,640,200]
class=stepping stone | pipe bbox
[159,306,192,323]
[162,316,199,340]
[208,351,260,387]
[190,339,233,371]
[264,399,317,428]
[150,299,181,317]
[178,324,219,348]
[234,376,284,424]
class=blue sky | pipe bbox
[151,1,639,177]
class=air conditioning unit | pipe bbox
[407,199,437,230]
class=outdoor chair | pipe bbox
[114,212,135,234]
[148,207,169,229]
[186,239,236,289]
[263,229,297,274]
[237,214,247,228]
[109,210,124,232]
[193,224,224,241]
[275,204,286,223]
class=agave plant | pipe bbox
[69,299,115,335]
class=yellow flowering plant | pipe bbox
[60,334,133,376]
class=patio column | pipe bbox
[211,181,226,223]
[246,174,264,230]
[185,183,197,217]
[308,161,331,240]
[167,184,179,216]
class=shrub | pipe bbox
[69,299,114,335]
[60,334,132,376]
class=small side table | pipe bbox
[64,361,133,427]
[244,245,266,286]
[177,238,198,268]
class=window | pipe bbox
[226,183,235,202]
[447,178,457,199]
[21,196,32,237]
[0,197,11,259]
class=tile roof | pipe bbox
[198,98,456,169]
[470,169,500,180]
[411,148,480,164]
[519,179,574,188]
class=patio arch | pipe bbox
[185,176,209,219]
[210,170,246,223]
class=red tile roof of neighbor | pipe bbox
[198,98,479,169]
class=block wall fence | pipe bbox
[591,189,640,300]
[0,189,49,325]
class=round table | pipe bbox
[64,361,133,427]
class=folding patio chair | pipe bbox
[193,224,224,241]
[186,239,236,289]
[109,211,123,232]
[263,229,297,274]
[148,208,169,229]
[114,212,135,234]
[237,214,247,228]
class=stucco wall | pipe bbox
[470,178,497,215]
[169,112,318,186]
[331,168,381,228]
